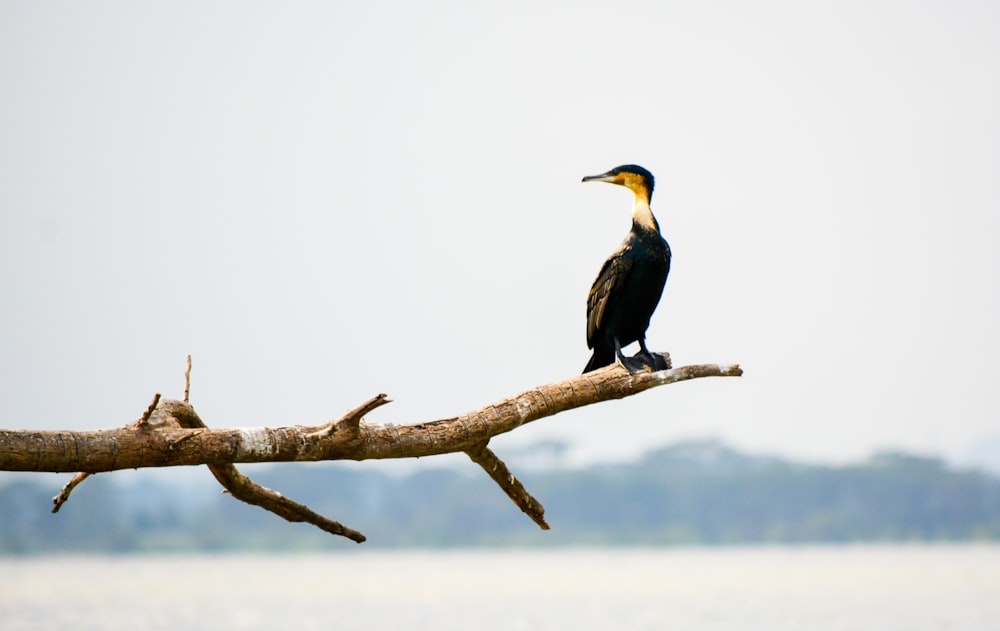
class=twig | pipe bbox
[138,393,161,427]
[306,393,392,438]
[169,429,204,450]
[51,472,91,513]
[184,355,192,404]
[466,441,549,530]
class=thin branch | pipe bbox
[306,393,392,439]
[184,355,192,404]
[51,472,91,513]
[466,441,549,530]
[207,464,366,543]
[138,393,161,427]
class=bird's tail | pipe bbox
[583,347,614,374]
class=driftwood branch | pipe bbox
[2,358,742,543]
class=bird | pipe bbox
[581,164,671,374]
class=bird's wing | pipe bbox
[587,245,632,348]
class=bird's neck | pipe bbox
[631,194,660,234]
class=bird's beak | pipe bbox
[582,171,617,184]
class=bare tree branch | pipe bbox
[1,362,741,473]
[1,358,742,542]
[207,462,367,542]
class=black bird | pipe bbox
[581,164,671,374]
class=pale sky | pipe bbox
[2,1,998,472]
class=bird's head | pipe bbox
[581,164,655,203]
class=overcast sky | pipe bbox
[2,1,998,474]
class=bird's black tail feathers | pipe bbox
[583,347,615,374]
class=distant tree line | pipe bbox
[2,440,999,553]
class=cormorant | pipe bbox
[581,164,671,374]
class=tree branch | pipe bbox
[466,441,549,530]
[1,359,742,542]
[0,361,741,473]
[207,462,367,542]
[306,393,392,438]
[51,471,90,513]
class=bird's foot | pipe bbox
[617,354,652,374]
[647,351,671,371]
[629,350,671,372]
[614,340,671,374]
[615,341,649,374]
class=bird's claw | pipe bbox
[617,354,650,374]
[617,351,671,374]
[648,351,671,371]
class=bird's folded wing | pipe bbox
[586,246,632,348]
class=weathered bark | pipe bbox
[1,359,742,542]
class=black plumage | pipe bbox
[581,164,671,373]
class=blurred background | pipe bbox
[2,0,999,543]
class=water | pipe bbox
[2,545,998,630]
